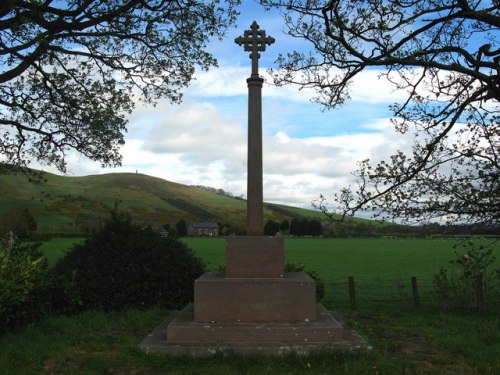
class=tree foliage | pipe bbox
[0,0,239,173]
[264,219,281,235]
[0,207,37,238]
[0,233,49,332]
[176,218,187,237]
[264,0,499,227]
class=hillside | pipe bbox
[0,170,353,235]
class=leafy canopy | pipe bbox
[0,0,239,173]
[263,0,499,227]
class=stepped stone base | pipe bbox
[138,236,370,356]
[139,304,370,356]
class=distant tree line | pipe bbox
[264,218,324,237]
[264,218,499,238]
[192,185,244,200]
[322,221,500,238]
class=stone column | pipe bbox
[235,21,274,236]
[246,76,264,236]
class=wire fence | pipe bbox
[323,276,452,311]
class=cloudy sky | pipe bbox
[56,2,417,210]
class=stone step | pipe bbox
[168,304,344,344]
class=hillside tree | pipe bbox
[0,0,239,174]
[280,219,290,234]
[0,208,37,237]
[264,219,280,235]
[263,0,499,228]
[308,218,323,236]
[176,219,187,237]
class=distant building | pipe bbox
[156,227,169,238]
[188,222,219,236]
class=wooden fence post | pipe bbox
[411,276,420,308]
[348,276,356,310]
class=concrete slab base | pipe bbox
[138,304,370,356]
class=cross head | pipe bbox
[235,21,275,76]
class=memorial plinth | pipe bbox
[139,235,368,355]
[226,236,284,278]
[138,21,368,356]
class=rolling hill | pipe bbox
[0,170,353,235]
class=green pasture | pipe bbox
[41,236,500,311]
[185,237,499,312]
[39,237,85,266]
[41,233,499,312]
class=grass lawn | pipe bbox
[2,237,498,374]
[39,237,85,266]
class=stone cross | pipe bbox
[235,21,275,236]
[235,21,275,77]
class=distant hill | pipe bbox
[0,170,358,235]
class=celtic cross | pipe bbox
[235,21,275,77]
[234,21,275,236]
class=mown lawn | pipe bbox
[3,236,497,374]
[39,237,85,266]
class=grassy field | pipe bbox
[40,236,500,311]
[185,237,499,311]
[4,236,498,374]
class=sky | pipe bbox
[47,1,418,211]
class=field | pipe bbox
[2,237,498,374]
[185,237,499,311]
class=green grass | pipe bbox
[1,308,498,374]
[39,237,85,266]
[185,237,499,312]
[1,237,498,374]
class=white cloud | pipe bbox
[350,69,409,103]
[36,90,415,209]
[33,53,419,210]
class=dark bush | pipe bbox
[52,213,206,311]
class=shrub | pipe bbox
[285,262,325,302]
[52,213,206,311]
[0,233,49,332]
[433,240,500,312]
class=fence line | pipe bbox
[325,276,437,310]
[325,275,489,311]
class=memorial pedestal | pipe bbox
[139,237,369,355]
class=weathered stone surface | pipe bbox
[138,304,371,356]
[226,236,284,278]
[171,303,341,343]
[194,272,315,323]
